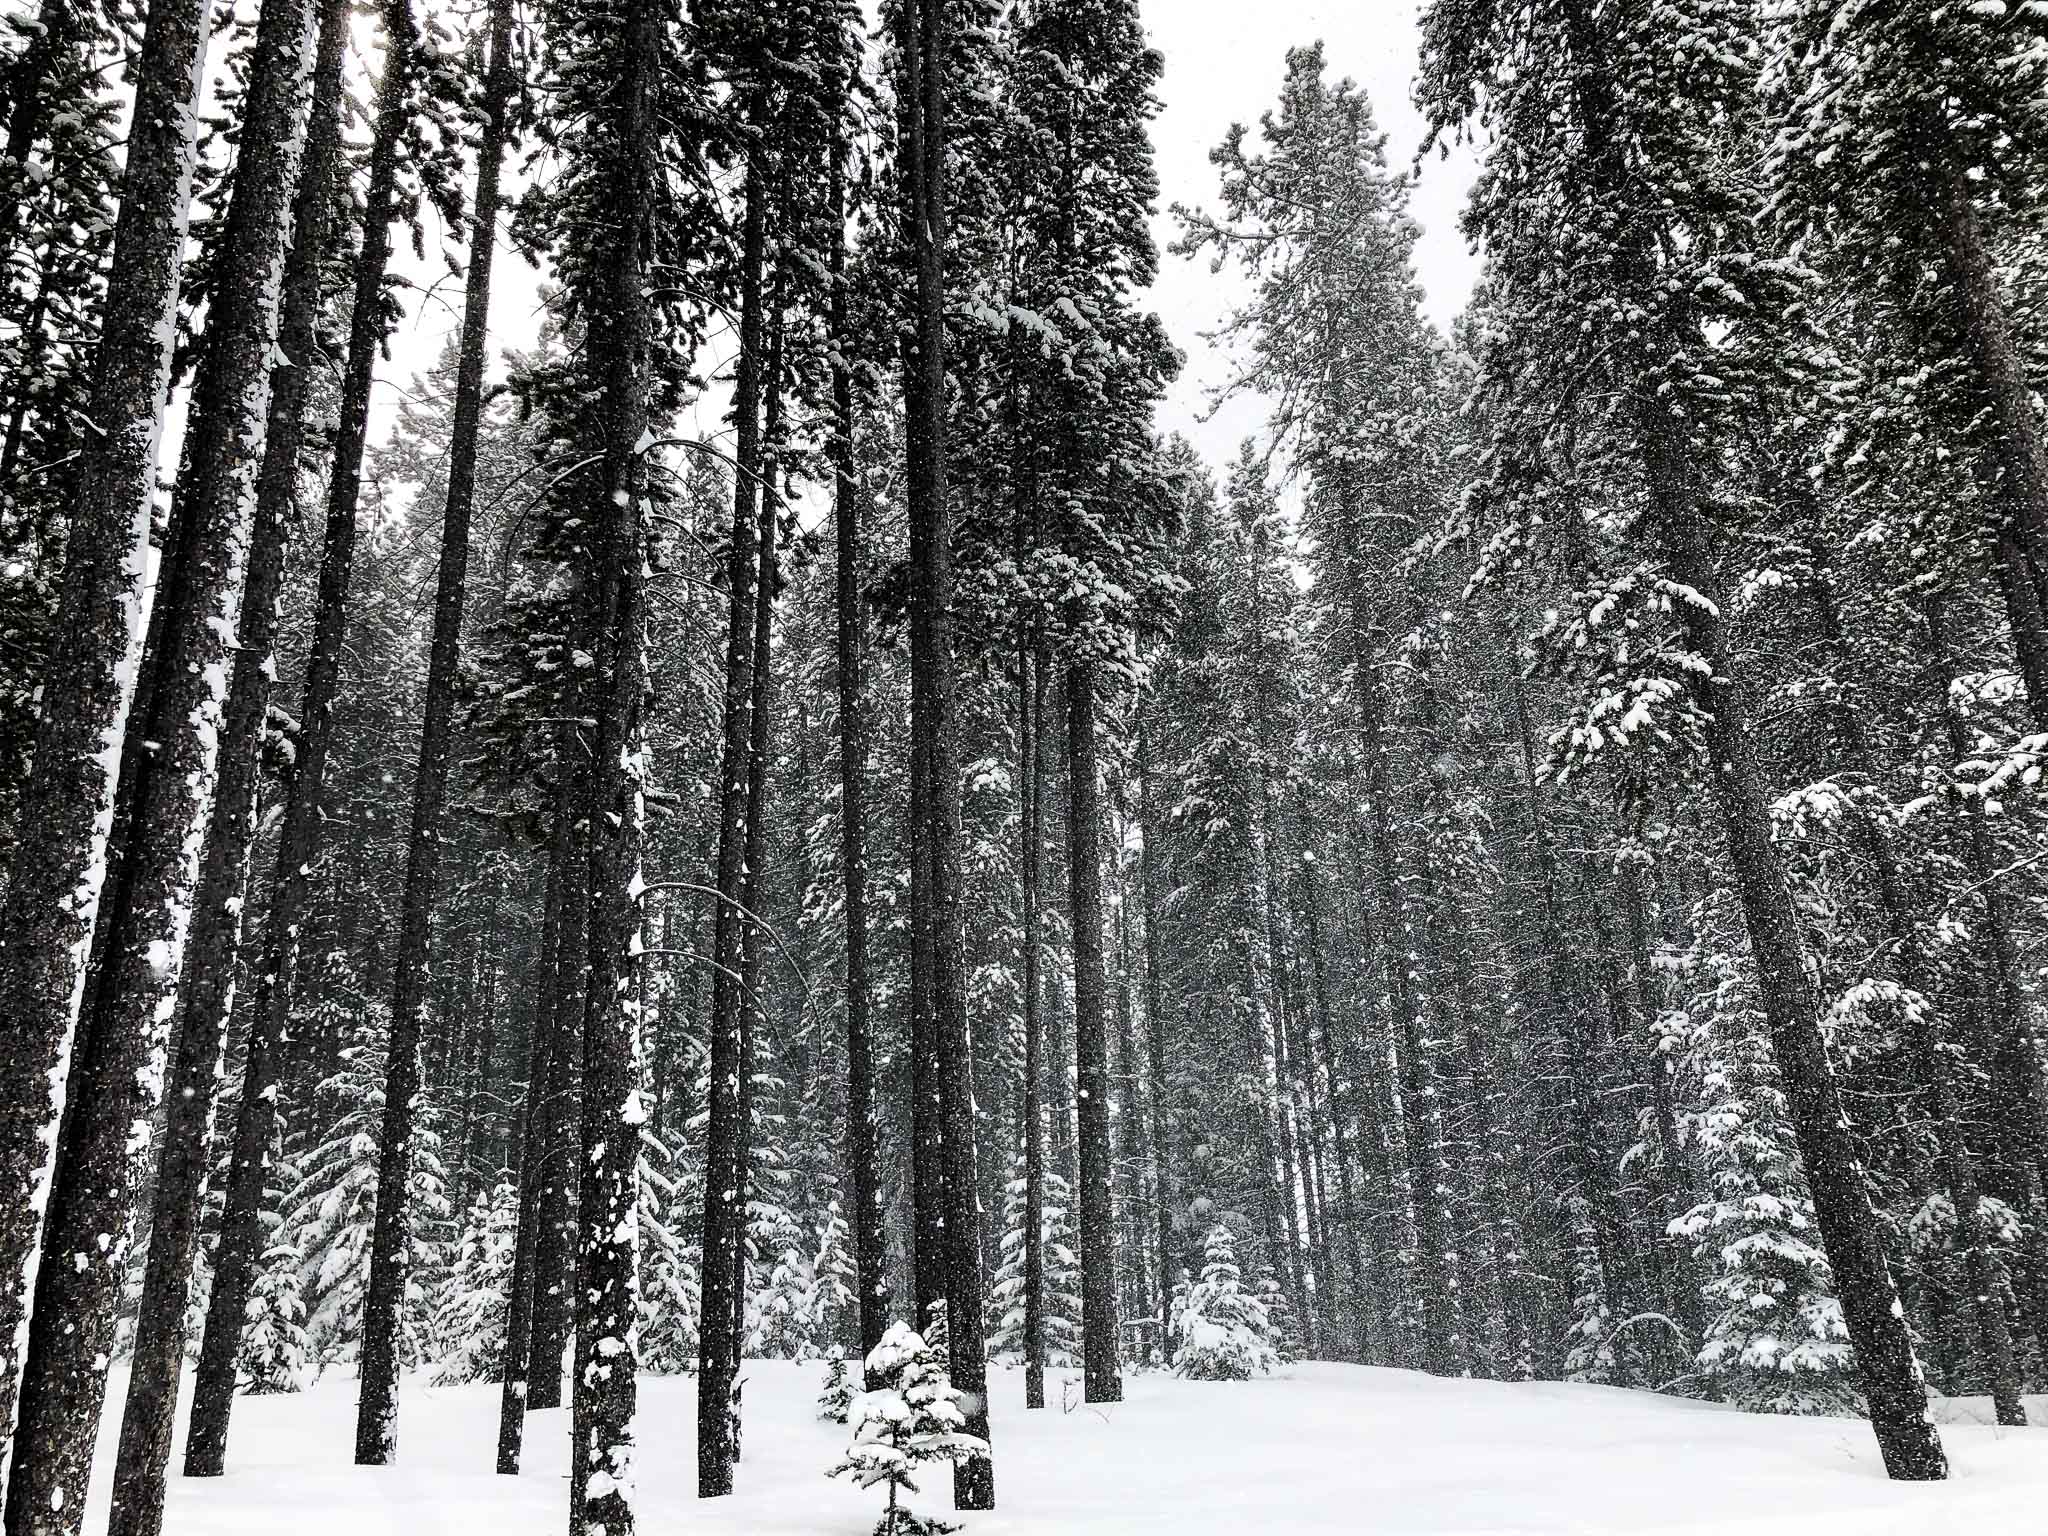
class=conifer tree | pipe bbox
[1416,0,1949,1478]
[1171,1224,1276,1381]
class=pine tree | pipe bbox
[238,1243,313,1397]
[430,1179,520,1385]
[638,1128,703,1377]
[1171,1224,1276,1381]
[1669,907,1860,1416]
[988,1159,1082,1369]
[829,1322,992,1536]
[280,1019,452,1376]
[355,0,522,1461]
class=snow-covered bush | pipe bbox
[829,1323,989,1536]
[280,1018,450,1373]
[818,1349,855,1424]
[1669,902,1860,1416]
[1171,1224,1276,1380]
[639,1127,701,1374]
[986,1158,1081,1366]
[240,1243,311,1394]
[430,1179,518,1383]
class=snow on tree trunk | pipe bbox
[0,0,213,1473]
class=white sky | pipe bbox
[380,0,1480,496]
[1143,0,1479,468]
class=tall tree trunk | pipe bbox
[1640,408,1946,1481]
[1134,719,1177,1349]
[498,814,574,1474]
[1290,798,1371,1362]
[898,0,994,1502]
[1066,657,1121,1404]
[697,114,765,1502]
[1019,637,1048,1407]
[732,312,785,1359]
[526,778,587,1413]
[829,129,888,1381]
[182,0,416,1475]
[1792,564,2024,1425]
[561,0,659,1527]
[356,0,518,1461]
[0,0,212,1463]
[5,0,317,1519]
[1345,573,1459,1375]
[103,0,344,1524]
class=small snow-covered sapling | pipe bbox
[828,1322,989,1536]
[818,1349,854,1424]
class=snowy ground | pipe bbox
[82,1361,2048,1536]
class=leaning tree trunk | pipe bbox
[827,100,889,1385]
[355,0,517,1463]
[0,0,212,1463]
[102,0,344,1526]
[1940,162,2048,729]
[897,0,994,1503]
[3,0,316,1520]
[1640,407,1947,1482]
[1797,566,2025,1426]
[183,0,416,1477]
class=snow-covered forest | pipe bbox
[1,0,2046,1531]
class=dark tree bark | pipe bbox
[103,0,348,1525]
[697,109,765,1501]
[1134,719,1178,1348]
[4,0,319,1522]
[829,127,889,1383]
[1020,643,1049,1407]
[563,0,659,1521]
[184,0,417,1476]
[730,310,785,1360]
[897,0,994,1504]
[1345,573,1459,1375]
[526,772,590,1417]
[0,0,213,1462]
[496,817,571,1474]
[355,0,518,1462]
[1066,657,1122,1404]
